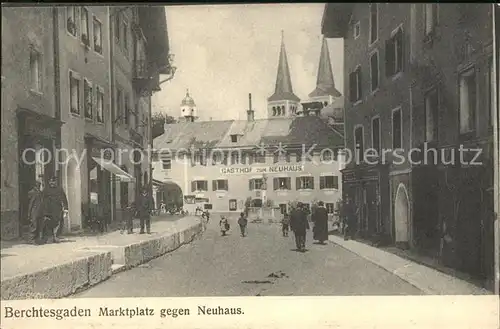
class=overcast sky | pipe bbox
[152,3,344,121]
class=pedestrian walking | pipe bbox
[136,188,154,234]
[220,216,230,236]
[39,176,68,243]
[343,197,357,240]
[312,201,329,244]
[281,210,290,237]
[290,202,309,252]
[237,212,248,237]
[27,181,43,244]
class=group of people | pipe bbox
[27,177,69,245]
[219,212,248,237]
[280,201,329,252]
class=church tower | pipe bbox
[180,89,197,122]
[267,31,300,118]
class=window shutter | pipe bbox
[273,178,278,190]
[385,38,393,77]
[212,180,217,191]
[222,152,227,165]
[349,72,356,102]
[249,179,254,191]
[357,68,362,100]
[296,177,300,190]
[320,176,325,189]
[333,176,339,189]
[396,29,404,73]
[249,154,254,165]
[204,181,208,191]
[224,180,228,191]
[191,181,196,192]
[241,154,247,165]
[286,153,290,162]
[286,178,291,190]
[310,177,315,189]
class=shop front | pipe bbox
[17,108,62,236]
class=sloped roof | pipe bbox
[308,37,342,98]
[268,32,300,102]
[154,116,344,151]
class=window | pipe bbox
[487,59,494,128]
[349,66,362,102]
[81,7,90,46]
[386,27,404,77]
[213,179,229,191]
[69,71,80,115]
[296,176,314,190]
[424,4,438,36]
[66,7,77,36]
[161,159,171,170]
[29,49,42,93]
[124,93,130,125]
[354,126,364,161]
[320,176,339,189]
[326,203,335,214]
[122,19,128,52]
[249,178,264,190]
[370,117,380,156]
[254,154,265,164]
[354,22,360,39]
[370,51,379,92]
[212,152,223,165]
[425,89,439,142]
[369,4,378,45]
[191,180,208,192]
[114,13,121,42]
[230,152,240,165]
[96,86,104,123]
[459,68,477,134]
[84,79,92,119]
[116,88,123,124]
[273,177,291,190]
[230,134,238,143]
[93,17,102,54]
[392,108,402,149]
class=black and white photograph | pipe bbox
[1,2,499,328]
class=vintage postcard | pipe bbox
[1,3,499,328]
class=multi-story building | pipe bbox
[153,33,345,215]
[1,7,61,239]
[322,3,495,287]
[0,5,171,239]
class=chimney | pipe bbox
[247,93,255,121]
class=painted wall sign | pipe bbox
[220,165,304,175]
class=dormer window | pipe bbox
[230,134,238,143]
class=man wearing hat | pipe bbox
[290,202,309,252]
[39,176,68,243]
[135,187,154,234]
[312,201,329,244]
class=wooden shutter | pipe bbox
[385,38,394,77]
[286,178,291,190]
[191,181,196,192]
[296,177,301,190]
[212,180,217,191]
[349,72,356,102]
[396,29,404,73]
[356,67,362,100]
[286,153,290,162]
[333,176,339,189]
[249,179,254,191]
[320,176,325,190]
[224,180,228,191]
[249,154,254,164]
[310,177,315,189]
[222,152,227,165]
[273,178,278,190]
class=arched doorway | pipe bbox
[65,156,81,232]
[394,183,410,245]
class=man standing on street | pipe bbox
[290,202,309,252]
[27,180,43,244]
[40,176,68,243]
[312,201,329,244]
[136,188,154,234]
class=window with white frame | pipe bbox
[93,16,102,54]
[424,4,438,36]
[425,88,439,142]
[320,149,334,162]
[96,86,104,123]
[349,66,362,103]
[249,178,264,190]
[213,179,228,191]
[81,7,90,46]
[273,177,291,190]
[191,180,208,192]
[369,4,378,45]
[69,71,80,115]
[386,27,404,77]
[459,68,477,134]
[354,22,360,39]
[326,203,335,214]
[392,108,402,148]
[320,175,339,190]
[370,51,379,92]
[84,79,92,119]
[161,159,171,170]
[354,126,364,161]
[29,48,42,93]
[296,176,314,190]
[66,7,77,36]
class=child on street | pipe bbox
[238,212,248,237]
[281,211,290,237]
[220,216,230,236]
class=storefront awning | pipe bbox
[92,157,134,182]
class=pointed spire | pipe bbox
[308,37,342,98]
[268,31,300,102]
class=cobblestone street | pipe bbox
[75,216,422,297]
